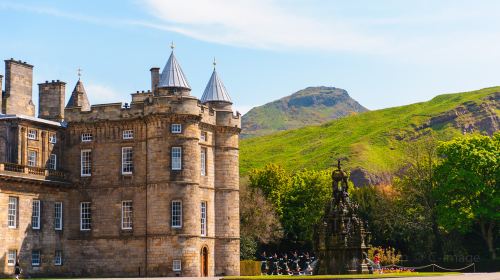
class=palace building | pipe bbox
[0,49,240,277]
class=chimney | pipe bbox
[150,67,160,94]
[0,74,3,114]
[4,59,35,116]
[38,80,66,122]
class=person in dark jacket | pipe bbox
[14,259,21,280]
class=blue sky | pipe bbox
[1,0,500,114]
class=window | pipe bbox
[81,133,93,142]
[121,201,133,230]
[121,147,133,174]
[49,134,57,144]
[171,147,182,170]
[28,150,37,167]
[32,250,41,267]
[28,129,38,140]
[201,201,207,236]
[80,202,91,231]
[200,148,207,176]
[32,200,41,229]
[54,250,62,266]
[48,154,57,170]
[171,200,182,228]
[8,197,18,228]
[7,250,16,266]
[123,130,133,139]
[172,260,182,271]
[81,149,92,176]
[171,124,182,134]
[200,131,207,142]
[54,202,63,230]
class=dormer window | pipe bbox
[81,133,93,142]
[28,129,38,140]
[123,130,134,140]
[171,124,182,134]
[49,134,57,144]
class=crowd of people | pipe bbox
[259,251,316,275]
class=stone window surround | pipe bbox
[201,201,207,236]
[172,259,182,271]
[54,202,63,230]
[80,202,91,231]
[54,250,63,266]
[28,129,38,140]
[200,131,207,142]
[8,196,18,228]
[121,200,133,230]
[48,154,57,170]
[171,146,182,171]
[32,200,41,230]
[121,147,133,175]
[81,132,93,142]
[80,149,92,177]
[31,250,41,267]
[171,200,182,228]
[122,129,134,140]
[200,147,207,176]
[49,133,57,144]
[7,250,16,266]
[171,123,182,134]
[28,149,38,167]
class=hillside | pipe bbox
[241,86,368,138]
[240,87,500,184]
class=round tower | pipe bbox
[201,62,241,276]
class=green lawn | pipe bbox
[224,272,460,280]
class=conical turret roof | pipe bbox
[66,79,91,111]
[201,69,232,104]
[158,51,191,90]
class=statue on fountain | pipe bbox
[314,160,371,274]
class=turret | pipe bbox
[200,59,233,111]
[156,43,191,96]
[66,79,91,111]
[38,80,66,122]
[3,59,35,116]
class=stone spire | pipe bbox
[201,61,232,104]
[158,45,191,90]
[66,79,91,111]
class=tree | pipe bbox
[248,164,291,217]
[434,133,499,259]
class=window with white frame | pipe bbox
[49,134,57,144]
[54,250,62,266]
[122,130,133,139]
[54,202,63,230]
[8,196,18,228]
[80,202,91,231]
[201,201,207,236]
[81,149,92,176]
[171,124,182,134]
[171,147,182,170]
[81,133,93,142]
[200,131,207,142]
[32,200,41,229]
[32,250,41,267]
[48,154,57,170]
[171,200,182,228]
[7,250,16,266]
[28,129,38,140]
[121,201,133,230]
[121,147,133,174]
[28,150,37,167]
[172,259,182,271]
[200,148,207,176]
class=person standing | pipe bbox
[373,250,382,274]
[14,259,21,280]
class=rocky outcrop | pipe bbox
[349,167,392,187]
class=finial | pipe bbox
[170,41,175,51]
[337,159,341,170]
[77,67,82,80]
[213,57,217,69]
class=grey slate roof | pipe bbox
[201,69,232,104]
[158,51,191,90]
[66,80,91,111]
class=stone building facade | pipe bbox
[0,51,241,277]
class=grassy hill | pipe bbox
[241,86,368,138]
[240,87,500,177]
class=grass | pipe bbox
[224,272,460,279]
[240,86,500,176]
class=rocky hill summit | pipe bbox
[241,86,368,138]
